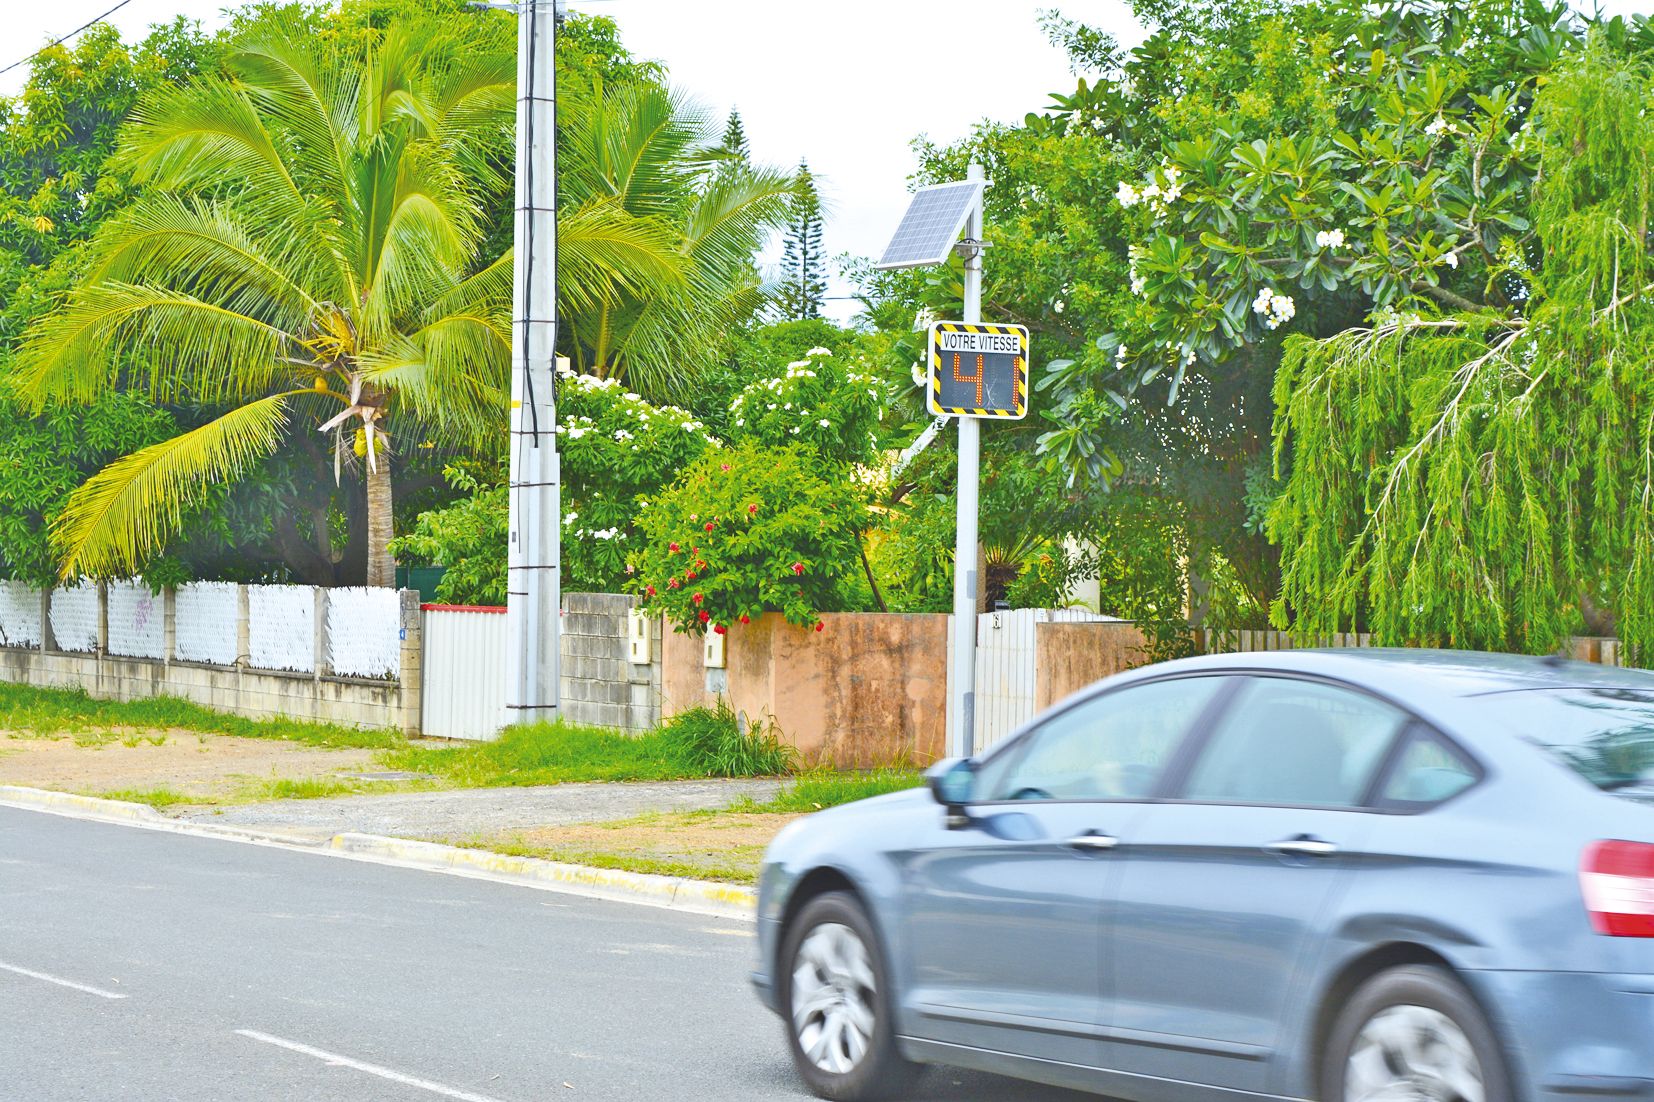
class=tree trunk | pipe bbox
[365,459,395,588]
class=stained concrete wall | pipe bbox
[1034,620,1151,712]
[560,592,661,732]
[662,611,949,768]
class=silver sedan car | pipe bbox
[752,650,1654,1102]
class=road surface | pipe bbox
[0,805,1089,1101]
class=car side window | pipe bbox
[1375,730,1479,809]
[1179,677,1407,808]
[985,677,1226,802]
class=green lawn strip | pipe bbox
[0,683,399,749]
[377,706,796,787]
[444,836,764,886]
[94,786,200,809]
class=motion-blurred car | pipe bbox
[752,649,1654,1102]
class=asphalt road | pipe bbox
[0,805,1092,1102]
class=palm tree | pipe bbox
[557,80,796,399]
[13,13,679,585]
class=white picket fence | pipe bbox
[974,607,1118,750]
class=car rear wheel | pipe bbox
[780,891,919,1101]
[1323,965,1510,1102]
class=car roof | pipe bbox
[1111,647,1654,708]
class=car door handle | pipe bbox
[1264,836,1338,858]
[1066,832,1120,853]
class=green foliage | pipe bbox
[1268,46,1654,658]
[378,711,797,786]
[659,699,793,777]
[728,345,889,470]
[631,442,867,631]
[387,465,507,605]
[755,767,923,812]
[778,161,828,321]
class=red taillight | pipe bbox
[1582,841,1654,937]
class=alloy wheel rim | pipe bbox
[1345,1004,1484,1102]
[791,922,877,1075]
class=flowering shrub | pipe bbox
[630,442,866,632]
[728,346,889,470]
[556,365,718,590]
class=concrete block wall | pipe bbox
[559,591,661,732]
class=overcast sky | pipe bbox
[6,0,1654,322]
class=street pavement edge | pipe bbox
[0,785,757,920]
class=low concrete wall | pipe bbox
[662,612,949,768]
[561,592,662,733]
[0,584,421,733]
[1034,621,1151,712]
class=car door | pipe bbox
[898,675,1229,1068]
[1100,675,1409,1092]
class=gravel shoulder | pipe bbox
[180,778,785,840]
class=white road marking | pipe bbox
[0,960,127,999]
[700,926,754,938]
[235,1030,509,1102]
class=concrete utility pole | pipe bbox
[506,0,560,725]
[947,162,986,759]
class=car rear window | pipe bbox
[1481,687,1654,795]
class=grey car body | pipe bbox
[752,649,1654,1101]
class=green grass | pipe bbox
[733,767,925,813]
[448,838,761,885]
[257,777,361,800]
[0,683,401,749]
[379,704,795,787]
[97,786,195,809]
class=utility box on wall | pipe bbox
[703,628,726,669]
[627,610,652,665]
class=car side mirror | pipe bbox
[927,757,976,829]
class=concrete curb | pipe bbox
[0,785,163,823]
[0,786,757,919]
[327,833,757,917]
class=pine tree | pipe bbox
[717,110,751,168]
[779,160,826,321]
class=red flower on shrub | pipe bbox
[645,585,656,597]
[739,614,750,625]
[720,464,731,472]
[713,624,727,635]
[693,592,704,605]
[814,621,825,633]
[667,578,680,589]
[668,542,680,553]
[747,503,759,514]
[791,561,805,575]
[698,609,710,623]
[686,570,697,580]
[704,521,715,532]
[695,559,706,570]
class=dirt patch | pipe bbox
[0,731,381,804]
[442,810,802,884]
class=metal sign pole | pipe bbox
[507,0,560,726]
[948,162,985,759]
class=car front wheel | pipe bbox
[780,891,919,1101]
[1323,965,1510,1102]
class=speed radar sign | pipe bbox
[927,321,1029,419]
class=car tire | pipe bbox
[778,891,920,1102]
[1322,964,1511,1102]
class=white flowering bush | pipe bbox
[555,366,718,591]
[727,346,890,470]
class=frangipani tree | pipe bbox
[13,12,679,585]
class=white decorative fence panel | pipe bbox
[106,581,166,660]
[49,584,100,654]
[975,608,1118,750]
[0,582,41,648]
[174,582,240,665]
[421,606,506,740]
[325,587,401,679]
[247,584,315,673]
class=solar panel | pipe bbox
[873,180,984,270]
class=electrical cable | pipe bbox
[0,0,138,79]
